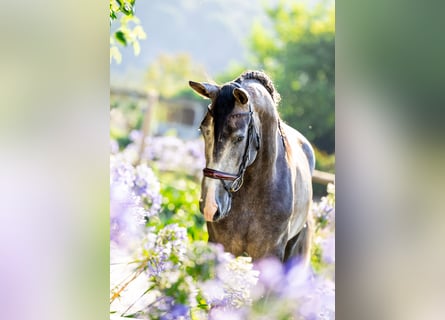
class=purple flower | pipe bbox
[110,139,119,154]
[138,136,205,177]
[133,163,162,217]
[252,257,285,298]
[297,276,335,320]
[209,308,246,320]
[206,255,259,309]
[129,129,142,143]
[110,154,162,218]
[313,184,336,231]
[110,155,135,186]
[110,182,146,247]
[321,235,335,264]
[167,304,189,319]
[146,224,188,276]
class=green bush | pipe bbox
[157,171,207,242]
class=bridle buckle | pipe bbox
[229,175,244,193]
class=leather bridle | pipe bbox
[202,84,259,193]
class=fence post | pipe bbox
[136,91,158,165]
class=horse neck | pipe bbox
[251,110,284,178]
[240,80,285,184]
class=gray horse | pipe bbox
[189,71,315,263]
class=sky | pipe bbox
[110,0,323,87]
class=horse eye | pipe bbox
[235,135,245,143]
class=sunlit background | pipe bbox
[110,0,335,191]
[110,0,335,318]
[1,0,444,319]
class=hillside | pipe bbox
[110,0,276,87]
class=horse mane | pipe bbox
[235,70,281,106]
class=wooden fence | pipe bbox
[111,87,335,185]
[312,169,335,185]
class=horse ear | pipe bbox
[189,81,219,99]
[233,88,249,105]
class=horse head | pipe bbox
[189,80,260,222]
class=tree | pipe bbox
[250,1,335,153]
[144,53,208,98]
[110,0,146,64]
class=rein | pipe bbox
[203,84,258,193]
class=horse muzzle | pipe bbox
[200,179,232,222]
[203,205,230,222]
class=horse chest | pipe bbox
[207,188,294,258]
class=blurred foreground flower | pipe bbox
[122,131,205,177]
[110,147,335,319]
[111,153,162,220]
[110,181,147,247]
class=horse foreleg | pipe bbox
[283,215,313,265]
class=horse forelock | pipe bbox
[212,84,237,147]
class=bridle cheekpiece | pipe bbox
[202,83,258,193]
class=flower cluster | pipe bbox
[146,224,188,276]
[201,254,259,312]
[250,258,335,319]
[110,181,147,247]
[120,130,206,177]
[110,143,335,319]
[313,183,335,231]
[312,183,335,267]
[110,150,262,319]
[111,232,260,319]
[111,153,163,220]
[201,254,335,320]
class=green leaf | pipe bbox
[121,2,134,16]
[115,30,127,46]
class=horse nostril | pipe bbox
[213,209,221,221]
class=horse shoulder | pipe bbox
[281,123,315,175]
[281,123,315,238]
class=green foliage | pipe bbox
[173,87,206,102]
[312,145,335,196]
[310,183,335,272]
[250,1,335,153]
[110,0,146,64]
[314,146,335,173]
[311,241,324,272]
[214,62,249,84]
[157,171,208,242]
[110,99,144,149]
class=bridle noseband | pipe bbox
[202,83,259,193]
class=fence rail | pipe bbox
[111,87,335,185]
[312,169,335,185]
